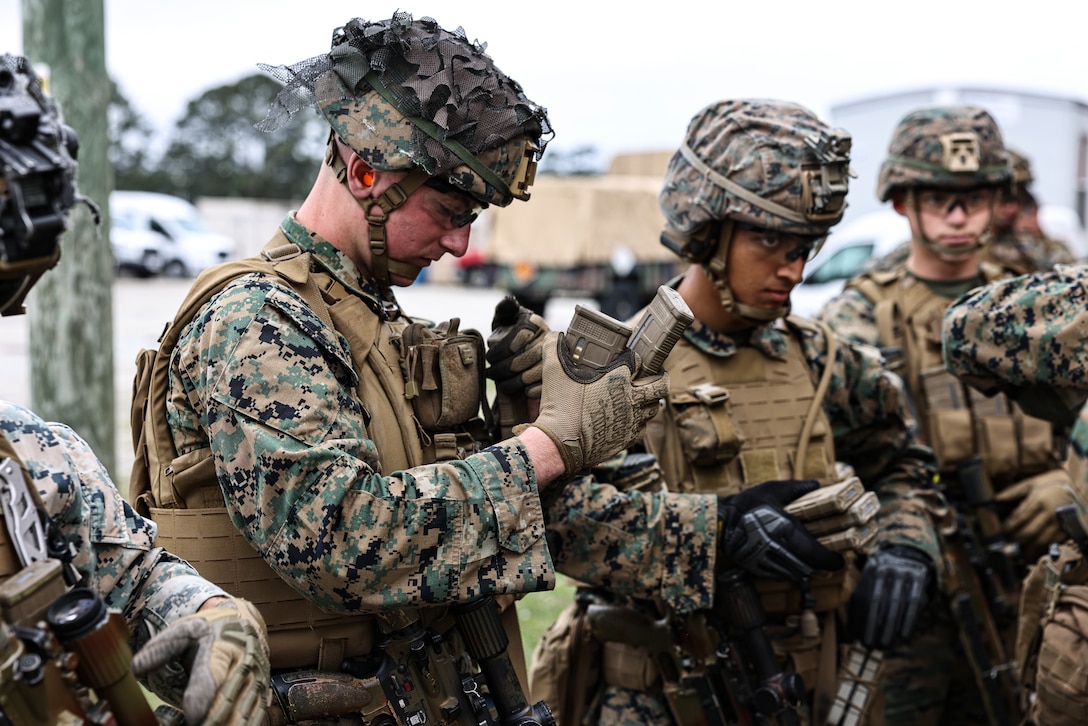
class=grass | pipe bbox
[517,575,578,672]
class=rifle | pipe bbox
[712,569,804,726]
[1,457,165,726]
[958,456,1022,625]
[0,559,165,726]
[1057,503,1088,553]
[940,467,1023,726]
[586,585,804,726]
[586,600,738,726]
[274,598,554,725]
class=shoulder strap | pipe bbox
[844,270,902,352]
[784,317,836,479]
[130,234,337,513]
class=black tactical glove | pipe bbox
[486,296,549,399]
[849,545,933,649]
[718,479,846,582]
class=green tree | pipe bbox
[161,73,325,201]
[108,79,172,193]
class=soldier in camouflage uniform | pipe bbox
[985,149,1075,274]
[0,53,268,725]
[942,265,1088,725]
[817,105,1079,724]
[531,99,943,726]
[131,13,667,722]
[868,145,1075,275]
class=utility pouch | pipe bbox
[1017,543,1088,725]
[756,553,859,615]
[920,366,974,471]
[671,383,744,466]
[399,318,487,433]
[529,595,604,726]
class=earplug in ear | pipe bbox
[362,171,375,187]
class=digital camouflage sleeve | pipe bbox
[815,287,883,349]
[943,264,1088,503]
[942,264,1088,395]
[543,475,719,614]
[167,229,554,612]
[0,401,226,648]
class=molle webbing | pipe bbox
[848,267,1055,483]
[152,506,375,670]
[652,320,837,496]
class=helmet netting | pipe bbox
[256,12,552,206]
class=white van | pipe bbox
[110,191,236,277]
[789,210,910,319]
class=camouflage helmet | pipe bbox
[257,12,552,208]
[876,105,1009,202]
[1008,148,1034,187]
[658,99,852,263]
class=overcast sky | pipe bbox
[3,0,1087,163]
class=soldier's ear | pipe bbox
[344,154,376,197]
[890,192,908,217]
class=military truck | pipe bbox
[457,151,683,319]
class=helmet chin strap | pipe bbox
[325,133,429,287]
[905,188,988,260]
[703,219,791,325]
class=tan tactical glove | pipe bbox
[523,331,668,476]
[133,598,270,726]
[997,469,1079,558]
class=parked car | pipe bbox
[789,209,910,319]
[110,191,236,277]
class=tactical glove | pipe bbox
[717,479,845,582]
[849,545,932,649]
[998,469,1079,559]
[526,331,668,476]
[133,598,270,726]
[486,296,549,399]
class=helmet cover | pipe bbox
[1008,148,1034,188]
[876,105,1009,202]
[659,99,852,263]
[257,12,552,208]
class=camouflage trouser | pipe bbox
[880,610,987,725]
[586,686,672,725]
[588,683,817,726]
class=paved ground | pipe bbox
[0,275,588,474]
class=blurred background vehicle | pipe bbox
[110,191,236,277]
[455,152,683,320]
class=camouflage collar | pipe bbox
[279,212,400,316]
[683,317,790,360]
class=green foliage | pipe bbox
[518,575,576,671]
[109,73,600,201]
[108,73,325,201]
[161,73,325,201]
